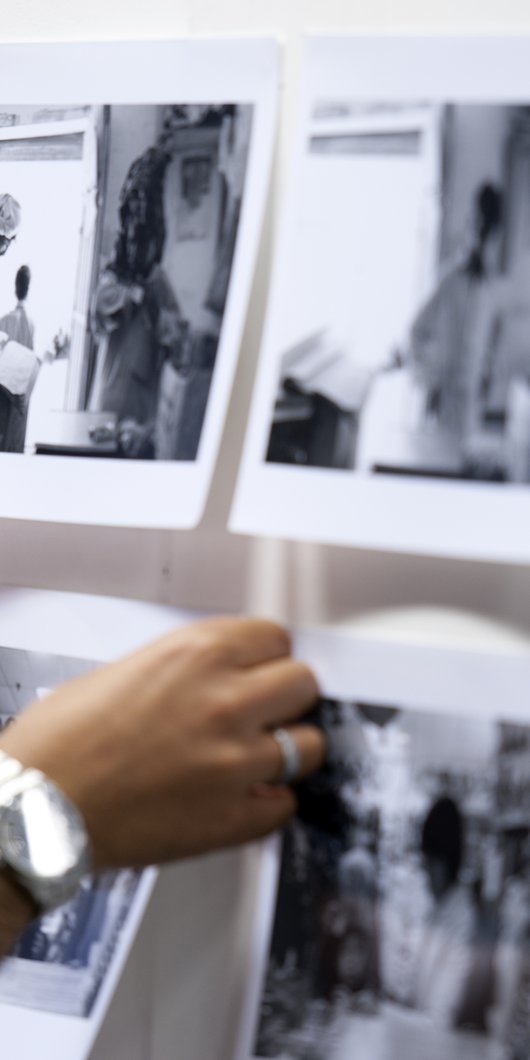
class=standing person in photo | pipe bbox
[0,265,35,351]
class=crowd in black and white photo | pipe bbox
[256,701,530,1060]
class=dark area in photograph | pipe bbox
[266,103,530,485]
[0,103,252,461]
[255,700,530,1060]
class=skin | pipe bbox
[0,616,325,954]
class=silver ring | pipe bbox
[271,727,301,785]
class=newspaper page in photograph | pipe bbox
[0,639,156,1060]
[231,36,530,561]
[0,38,277,527]
[236,629,530,1060]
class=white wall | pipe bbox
[0,4,529,636]
[2,10,530,1060]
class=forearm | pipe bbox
[0,617,324,946]
[0,873,35,959]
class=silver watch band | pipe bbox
[0,749,92,911]
[0,749,24,787]
[0,751,46,805]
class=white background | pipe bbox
[3,590,530,1060]
[2,4,530,1060]
[231,38,530,562]
[0,4,528,638]
[0,40,277,530]
[0,3,527,635]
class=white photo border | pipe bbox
[0,588,203,1060]
[0,38,278,529]
[230,35,530,562]
[233,620,530,1060]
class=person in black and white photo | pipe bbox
[0,265,35,350]
[0,193,21,258]
[85,104,252,461]
[0,197,39,453]
[265,103,530,486]
[0,102,252,460]
[255,700,530,1060]
[413,796,475,1025]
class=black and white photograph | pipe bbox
[254,698,530,1060]
[0,644,146,1018]
[231,37,530,560]
[0,39,278,528]
[0,101,251,462]
[265,101,530,483]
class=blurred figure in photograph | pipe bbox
[90,105,248,461]
[90,145,184,459]
[414,796,474,1026]
[410,182,504,449]
[317,841,380,1012]
[0,193,21,258]
[0,265,35,350]
[490,837,530,1049]
[0,200,39,452]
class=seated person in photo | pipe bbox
[414,796,474,1027]
[0,265,35,350]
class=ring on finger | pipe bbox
[271,727,301,785]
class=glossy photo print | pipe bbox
[0,103,251,463]
[0,645,150,1021]
[232,36,530,560]
[231,628,530,1060]
[0,40,277,526]
[255,702,530,1060]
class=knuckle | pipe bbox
[208,683,241,728]
[263,621,291,656]
[186,627,230,668]
[296,660,320,695]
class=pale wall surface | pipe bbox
[2,10,530,1060]
[1,6,529,633]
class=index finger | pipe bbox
[189,616,292,669]
[236,657,320,728]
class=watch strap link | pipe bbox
[0,752,47,805]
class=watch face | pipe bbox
[0,780,88,882]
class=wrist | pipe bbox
[0,747,92,913]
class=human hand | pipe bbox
[118,418,153,459]
[0,618,324,871]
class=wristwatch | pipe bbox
[0,750,92,911]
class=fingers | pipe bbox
[251,723,326,785]
[197,616,292,668]
[236,785,298,844]
[236,657,319,728]
[148,616,292,671]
